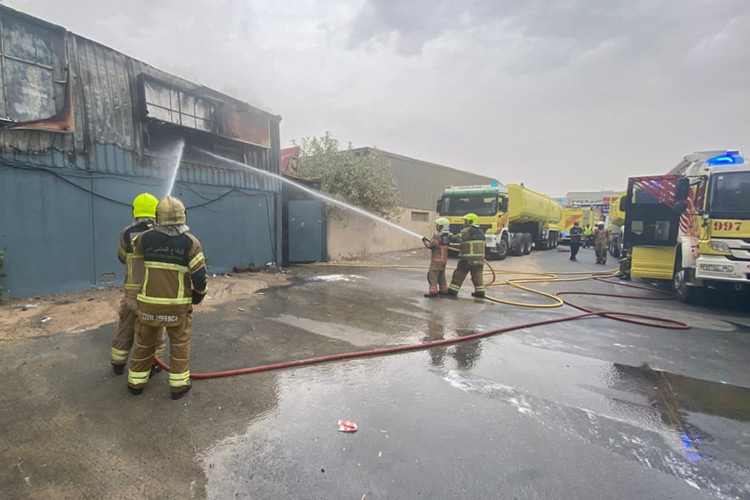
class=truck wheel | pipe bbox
[496,236,509,260]
[510,234,523,256]
[522,233,532,255]
[673,263,703,304]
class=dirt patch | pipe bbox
[0,273,289,344]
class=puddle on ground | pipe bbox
[443,365,750,499]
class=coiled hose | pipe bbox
[154,258,689,380]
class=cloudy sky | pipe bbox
[6,0,749,194]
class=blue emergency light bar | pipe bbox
[707,151,744,166]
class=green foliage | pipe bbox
[293,132,401,221]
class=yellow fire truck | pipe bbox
[437,183,562,259]
[620,150,750,302]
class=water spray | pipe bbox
[196,148,424,240]
[165,138,186,197]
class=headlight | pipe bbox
[710,241,730,253]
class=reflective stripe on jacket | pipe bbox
[135,228,207,314]
[118,221,153,297]
[429,231,450,265]
[459,226,485,266]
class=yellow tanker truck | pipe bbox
[436,183,562,259]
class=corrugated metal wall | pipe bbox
[0,6,282,298]
[352,148,498,211]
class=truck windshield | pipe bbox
[708,172,750,219]
[440,195,497,216]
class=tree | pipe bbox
[293,132,401,221]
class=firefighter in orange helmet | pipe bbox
[127,196,208,400]
[110,193,167,375]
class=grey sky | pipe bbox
[7,0,749,194]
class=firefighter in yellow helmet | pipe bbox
[447,213,486,298]
[128,196,208,399]
[422,217,451,297]
[111,193,167,375]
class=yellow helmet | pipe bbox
[132,193,159,219]
[463,213,478,226]
[435,217,450,230]
[156,196,187,226]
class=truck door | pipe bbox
[624,176,681,279]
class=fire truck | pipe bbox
[620,150,750,302]
[437,183,562,259]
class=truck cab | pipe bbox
[621,150,750,302]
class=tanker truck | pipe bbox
[436,183,562,259]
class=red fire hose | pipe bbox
[153,276,689,380]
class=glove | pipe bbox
[422,237,431,246]
[192,290,206,305]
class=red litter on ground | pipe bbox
[338,420,357,432]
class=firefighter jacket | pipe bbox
[135,228,208,319]
[426,231,450,267]
[117,219,154,300]
[594,228,610,246]
[452,226,485,266]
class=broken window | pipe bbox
[0,12,65,122]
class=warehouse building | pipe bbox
[330,148,497,260]
[0,5,281,297]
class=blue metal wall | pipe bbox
[0,162,278,297]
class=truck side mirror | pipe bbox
[436,197,442,213]
[499,197,509,212]
[675,178,690,202]
[619,196,629,212]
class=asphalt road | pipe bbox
[1,247,749,499]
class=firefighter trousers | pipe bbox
[128,311,192,394]
[111,297,166,366]
[595,243,608,264]
[427,263,448,294]
[449,259,484,294]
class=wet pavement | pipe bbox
[1,247,749,499]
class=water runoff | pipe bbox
[176,148,424,240]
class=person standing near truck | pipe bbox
[422,217,451,298]
[594,221,611,265]
[569,221,583,261]
[447,213,486,298]
[583,225,593,248]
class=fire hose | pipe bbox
[154,259,689,380]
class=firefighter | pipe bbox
[569,221,583,261]
[110,193,167,375]
[447,213,486,298]
[127,196,208,400]
[422,217,451,298]
[594,221,611,265]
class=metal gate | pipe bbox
[288,200,326,262]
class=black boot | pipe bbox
[424,293,438,298]
[471,292,485,298]
[128,386,143,396]
[171,385,192,400]
[112,364,125,376]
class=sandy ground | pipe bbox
[0,272,289,343]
